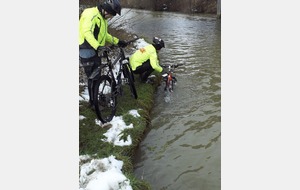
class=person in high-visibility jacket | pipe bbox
[79,0,127,105]
[129,37,165,83]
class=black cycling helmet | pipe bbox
[102,0,122,16]
[152,37,165,50]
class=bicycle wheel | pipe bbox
[127,62,136,82]
[123,64,138,99]
[170,78,175,91]
[164,80,168,91]
[168,79,173,92]
[125,58,135,82]
[93,75,117,123]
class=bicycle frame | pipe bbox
[101,46,130,95]
[161,64,183,92]
[92,37,138,123]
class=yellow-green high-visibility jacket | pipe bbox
[79,7,119,50]
[129,44,163,73]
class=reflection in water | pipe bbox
[111,9,221,190]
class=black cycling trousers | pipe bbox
[133,60,154,82]
[81,56,101,103]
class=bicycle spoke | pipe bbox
[93,75,116,123]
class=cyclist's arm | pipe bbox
[106,33,119,45]
[149,51,163,73]
[80,16,99,50]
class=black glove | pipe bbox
[97,46,110,57]
[117,40,127,48]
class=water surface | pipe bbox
[111,9,221,190]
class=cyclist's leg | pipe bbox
[134,60,154,82]
[80,62,95,105]
[88,58,101,105]
[84,62,95,105]
[141,69,154,82]
[79,49,97,105]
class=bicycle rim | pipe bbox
[93,75,117,123]
[166,77,173,92]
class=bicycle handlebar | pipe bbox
[97,35,140,56]
[109,36,139,49]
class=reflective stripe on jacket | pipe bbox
[129,44,163,73]
[79,7,119,50]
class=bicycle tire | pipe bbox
[93,75,117,123]
[171,78,175,91]
[123,64,138,99]
[166,74,173,92]
[168,79,173,92]
[164,77,168,91]
[127,61,135,82]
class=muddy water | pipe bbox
[111,8,221,190]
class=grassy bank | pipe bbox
[79,26,161,189]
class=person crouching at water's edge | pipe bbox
[129,37,165,83]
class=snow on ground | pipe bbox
[79,38,148,190]
[99,116,133,146]
[79,89,140,189]
[79,155,133,190]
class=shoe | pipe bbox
[144,75,156,84]
[145,78,154,84]
[148,75,156,79]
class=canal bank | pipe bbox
[79,22,162,189]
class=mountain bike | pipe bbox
[161,63,183,92]
[93,37,138,123]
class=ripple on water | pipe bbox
[118,9,222,190]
